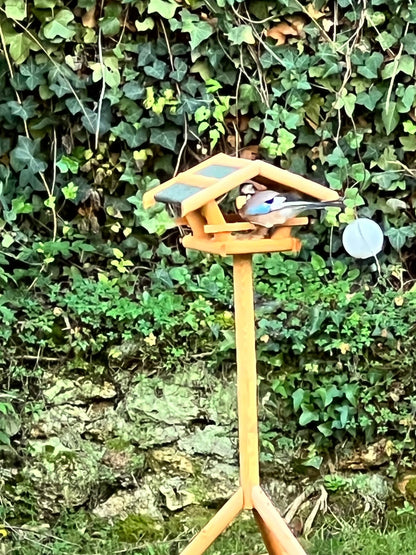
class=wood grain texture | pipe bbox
[252,486,307,555]
[180,488,243,555]
[234,254,260,508]
[182,236,301,255]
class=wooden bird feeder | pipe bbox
[143,154,340,555]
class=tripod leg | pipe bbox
[181,488,244,555]
[252,486,306,555]
[254,510,290,555]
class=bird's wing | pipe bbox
[244,191,285,215]
[244,191,278,215]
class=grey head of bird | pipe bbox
[239,181,267,195]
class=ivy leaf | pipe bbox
[7,96,37,120]
[403,120,416,134]
[56,156,79,174]
[299,408,319,426]
[81,103,112,135]
[277,128,296,155]
[344,93,356,118]
[357,52,383,79]
[8,33,32,65]
[337,405,350,428]
[150,127,180,151]
[12,196,33,215]
[292,388,304,411]
[372,172,403,191]
[135,17,155,32]
[20,60,47,90]
[382,55,415,79]
[43,10,76,40]
[402,33,416,55]
[100,2,122,34]
[228,25,255,45]
[180,11,214,50]
[65,97,83,115]
[19,168,44,191]
[77,0,96,7]
[99,16,121,36]
[399,55,415,76]
[325,169,345,190]
[356,88,383,111]
[385,226,415,250]
[147,0,179,20]
[49,76,74,97]
[376,31,396,51]
[399,136,416,151]
[386,198,407,211]
[91,56,121,88]
[335,92,356,118]
[343,384,359,407]
[111,122,148,148]
[144,60,168,80]
[382,102,400,135]
[302,455,323,469]
[137,43,156,67]
[5,0,26,20]
[349,163,366,183]
[170,58,188,82]
[10,136,47,173]
[123,82,145,101]
[398,85,416,113]
[128,193,175,235]
[317,423,333,437]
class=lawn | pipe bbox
[5,511,416,554]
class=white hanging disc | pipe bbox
[342,218,384,259]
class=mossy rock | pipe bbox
[165,505,216,539]
[405,477,416,500]
[114,514,163,543]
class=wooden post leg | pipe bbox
[254,510,290,555]
[252,486,306,555]
[233,254,260,509]
[180,488,244,555]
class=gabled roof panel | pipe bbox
[257,161,340,201]
[154,183,204,205]
[143,154,340,216]
[196,164,240,178]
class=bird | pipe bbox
[236,181,343,231]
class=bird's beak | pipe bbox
[236,195,247,210]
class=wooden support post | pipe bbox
[180,254,307,555]
[233,253,260,508]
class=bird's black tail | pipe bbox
[284,199,344,210]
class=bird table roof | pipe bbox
[142,154,340,217]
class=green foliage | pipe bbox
[252,254,416,455]
[0,0,415,267]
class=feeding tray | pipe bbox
[143,153,340,255]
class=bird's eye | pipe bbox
[265,199,274,204]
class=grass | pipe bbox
[3,510,416,554]
[306,513,416,555]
